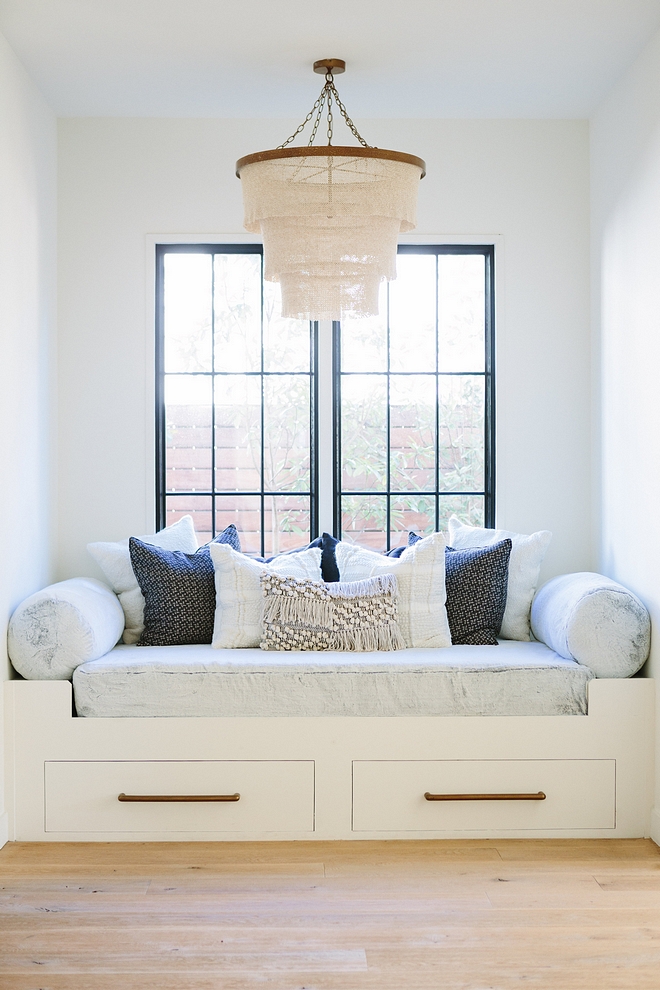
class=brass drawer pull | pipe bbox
[118,793,240,803]
[424,791,546,802]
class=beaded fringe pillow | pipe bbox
[260,573,405,652]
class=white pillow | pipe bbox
[368,533,452,649]
[88,515,198,644]
[210,543,323,648]
[447,516,552,641]
[335,541,385,583]
[8,578,125,680]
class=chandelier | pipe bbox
[236,59,426,321]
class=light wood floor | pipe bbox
[1,839,659,989]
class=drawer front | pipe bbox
[352,760,615,832]
[45,761,315,833]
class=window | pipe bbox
[156,244,494,552]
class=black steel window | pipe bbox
[156,243,494,552]
[334,245,495,549]
[155,244,317,557]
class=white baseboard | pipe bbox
[651,808,660,847]
[0,811,8,850]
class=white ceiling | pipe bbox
[2,0,660,118]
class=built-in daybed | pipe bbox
[5,565,654,843]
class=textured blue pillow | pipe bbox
[129,524,241,646]
[445,539,512,646]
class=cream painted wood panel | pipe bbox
[45,761,315,833]
[352,759,616,832]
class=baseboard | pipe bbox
[651,808,660,847]
[0,811,8,850]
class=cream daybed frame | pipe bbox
[4,676,654,842]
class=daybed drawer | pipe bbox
[352,760,615,832]
[45,761,314,833]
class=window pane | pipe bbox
[341,495,388,550]
[439,376,485,492]
[215,495,261,555]
[264,495,311,556]
[390,494,436,545]
[341,375,387,492]
[214,375,261,492]
[165,375,212,493]
[213,253,261,373]
[438,254,485,372]
[164,253,212,373]
[263,375,310,492]
[263,282,310,373]
[390,375,436,492]
[389,253,436,372]
[439,494,485,532]
[165,495,212,546]
[340,283,387,372]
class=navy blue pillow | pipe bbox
[444,539,512,646]
[129,524,241,646]
[257,532,339,582]
[385,531,422,558]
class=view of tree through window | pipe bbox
[157,246,315,556]
[337,246,494,549]
[156,244,493,553]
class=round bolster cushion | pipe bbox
[8,578,125,680]
[531,572,650,678]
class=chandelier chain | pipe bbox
[276,71,372,150]
[277,92,325,150]
[326,74,334,145]
[308,90,326,146]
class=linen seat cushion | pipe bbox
[87,515,199,644]
[445,539,512,645]
[129,525,241,646]
[72,641,595,718]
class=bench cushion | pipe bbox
[72,641,594,718]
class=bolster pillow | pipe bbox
[8,578,125,680]
[531,572,650,678]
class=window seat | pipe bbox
[72,641,593,718]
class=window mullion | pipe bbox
[316,319,335,535]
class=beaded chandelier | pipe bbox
[236,59,426,321]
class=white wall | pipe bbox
[591,28,660,843]
[57,117,591,586]
[0,31,56,847]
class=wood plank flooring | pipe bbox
[1,839,659,989]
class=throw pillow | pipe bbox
[258,532,339,582]
[210,543,324,648]
[335,541,385,582]
[368,532,452,649]
[87,515,199,644]
[129,525,242,646]
[385,532,422,557]
[447,517,552,641]
[445,539,512,645]
[260,573,404,652]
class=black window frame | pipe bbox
[333,243,495,545]
[155,243,319,555]
[155,242,495,549]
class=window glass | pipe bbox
[157,245,494,553]
[337,246,493,549]
[158,247,315,556]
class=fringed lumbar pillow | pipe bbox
[260,573,405,652]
